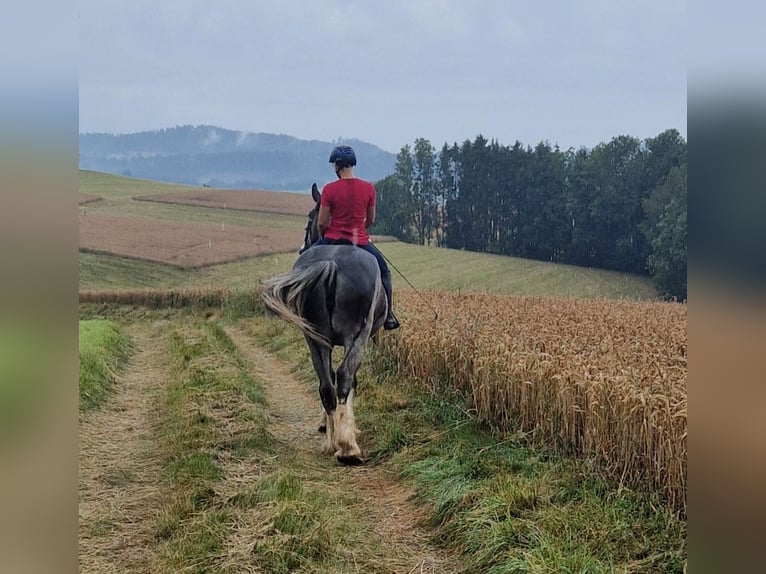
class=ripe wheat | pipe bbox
[382,292,687,512]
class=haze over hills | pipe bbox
[79,125,397,191]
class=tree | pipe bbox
[436,143,459,247]
[642,129,687,196]
[641,129,688,247]
[565,147,600,267]
[583,135,647,272]
[455,135,493,252]
[412,138,437,245]
[646,164,687,300]
[522,142,569,261]
[372,174,416,242]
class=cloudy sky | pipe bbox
[79,0,687,153]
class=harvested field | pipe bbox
[134,188,315,216]
[79,213,301,268]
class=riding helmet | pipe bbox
[329,145,357,168]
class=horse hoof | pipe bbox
[318,424,327,434]
[336,453,365,466]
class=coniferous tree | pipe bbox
[525,142,569,261]
[436,143,459,247]
[412,138,437,245]
[565,147,599,267]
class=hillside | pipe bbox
[79,125,396,190]
[78,170,656,298]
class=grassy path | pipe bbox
[79,324,166,572]
[225,326,459,573]
[78,314,460,573]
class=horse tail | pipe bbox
[261,260,336,348]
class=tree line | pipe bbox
[372,129,687,301]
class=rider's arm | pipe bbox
[365,203,375,228]
[318,205,331,235]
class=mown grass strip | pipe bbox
[152,320,274,574]
[251,316,687,574]
[78,319,132,411]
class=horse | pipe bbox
[261,183,387,465]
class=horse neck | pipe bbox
[309,213,320,244]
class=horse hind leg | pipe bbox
[332,387,363,465]
[332,330,371,465]
[306,339,337,454]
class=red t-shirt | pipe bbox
[320,178,376,245]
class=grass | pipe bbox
[78,319,132,411]
[80,169,306,231]
[143,317,388,572]
[79,252,195,290]
[129,310,432,573]
[248,479,360,573]
[80,239,656,301]
[374,242,657,300]
[80,243,655,300]
[151,319,275,573]
[250,316,686,573]
[79,251,295,291]
[80,169,208,201]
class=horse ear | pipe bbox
[311,183,321,203]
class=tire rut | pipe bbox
[78,323,168,573]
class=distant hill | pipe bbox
[79,125,397,191]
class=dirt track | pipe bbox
[79,324,166,573]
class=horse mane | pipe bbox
[261,260,337,348]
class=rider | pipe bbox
[313,145,400,330]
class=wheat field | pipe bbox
[383,291,687,511]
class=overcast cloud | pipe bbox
[79,0,687,153]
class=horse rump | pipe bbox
[261,259,336,348]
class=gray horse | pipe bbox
[261,184,387,464]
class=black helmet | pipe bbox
[329,145,357,168]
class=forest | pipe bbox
[373,129,687,300]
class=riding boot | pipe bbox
[381,274,400,330]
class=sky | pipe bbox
[78,0,687,154]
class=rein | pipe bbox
[370,241,439,321]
